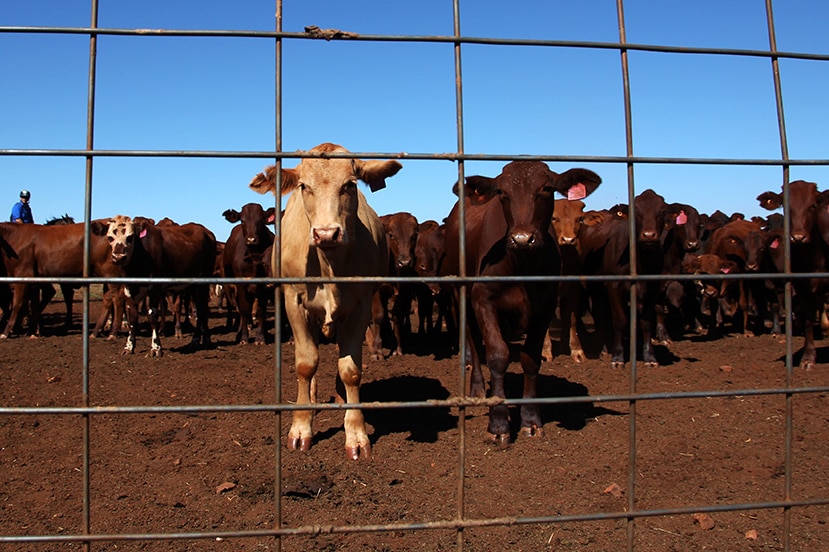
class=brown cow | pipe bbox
[93,215,217,357]
[578,189,670,369]
[249,142,402,460]
[413,220,453,338]
[682,253,739,336]
[0,221,125,339]
[442,161,601,443]
[222,203,276,345]
[758,180,829,370]
[543,199,604,363]
[366,212,419,359]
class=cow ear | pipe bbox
[460,175,499,205]
[90,220,108,236]
[757,191,782,211]
[583,211,605,226]
[222,209,241,224]
[265,207,277,224]
[551,168,601,199]
[354,159,403,192]
[817,190,829,209]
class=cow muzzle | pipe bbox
[312,225,343,249]
[508,230,540,250]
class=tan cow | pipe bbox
[249,143,402,460]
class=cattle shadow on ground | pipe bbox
[503,372,626,435]
[359,375,456,444]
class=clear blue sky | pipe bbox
[3,0,829,242]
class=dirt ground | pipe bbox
[2,292,829,552]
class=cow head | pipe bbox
[92,215,137,265]
[551,199,586,248]
[381,212,419,272]
[682,253,738,299]
[414,220,445,295]
[223,203,276,247]
[665,203,702,252]
[462,161,601,251]
[757,180,825,244]
[633,189,667,246]
[249,143,402,250]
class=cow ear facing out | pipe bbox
[249,165,300,197]
[457,175,499,205]
[223,209,241,224]
[551,168,602,200]
[354,159,403,192]
[757,191,783,211]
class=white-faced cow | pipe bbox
[93,215,217,357]
[249,142,402,460]
[442,161,601,443]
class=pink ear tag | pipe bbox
[139,229,148,238]
[770,238,779,249]
[676,210,687,225]
[721,267,731,274]
[568,183,587,201]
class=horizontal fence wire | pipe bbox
[1,0,827,550]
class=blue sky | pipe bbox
[2,0,829,242]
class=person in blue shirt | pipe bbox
[10,189,33,223]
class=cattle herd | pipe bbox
[0,142,826,460]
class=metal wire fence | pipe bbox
[2,0,829,550]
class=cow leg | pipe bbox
[59,284,74,329]
[798,286,818,371]
[121,288,141,354]
[606,283,627,369]
[337,314,371,461]
[473,296,511,442]
[187,285,211,350]
[0,283,30,339]
[284,287,318,452]
[253,285,269,345]
[518,322,549,438]
[366,289,385,360]
[235,284,252,344]
[638,284,659,368]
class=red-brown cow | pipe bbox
[413,220,453,338]
[758,180,829,369]
[543,199,604,363]
[0,221,125,339]
[222,203,276,345]
[249,143,402,460]
[442,161,601,443]
[366,212,419,359]
[579,189,669,369]
[682,253,739,336]
[94,215,217,357]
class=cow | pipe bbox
[704,219,764,336]
[248,142,402,460]
[579,189,670,369]
[543,199,605,363]
[222,203,276,345]
[758,180,829,370]
[366,212,419,359]
[442,160,601,443]
[681,253,740,336]
[413,220,453,338]
[93,215,217,357]
[0,221,125,339]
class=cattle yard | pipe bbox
[4,2,829,551]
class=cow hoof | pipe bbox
[0,334,7,340]
[571,350,586,364]
[643,361,659,369]
[288,436,312,451]
[801,361,815,372]
[486,432,511,445]
[28,335,39,340]
[519,425,543,438]
[611,360,625,369]
[345,443,371,461]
